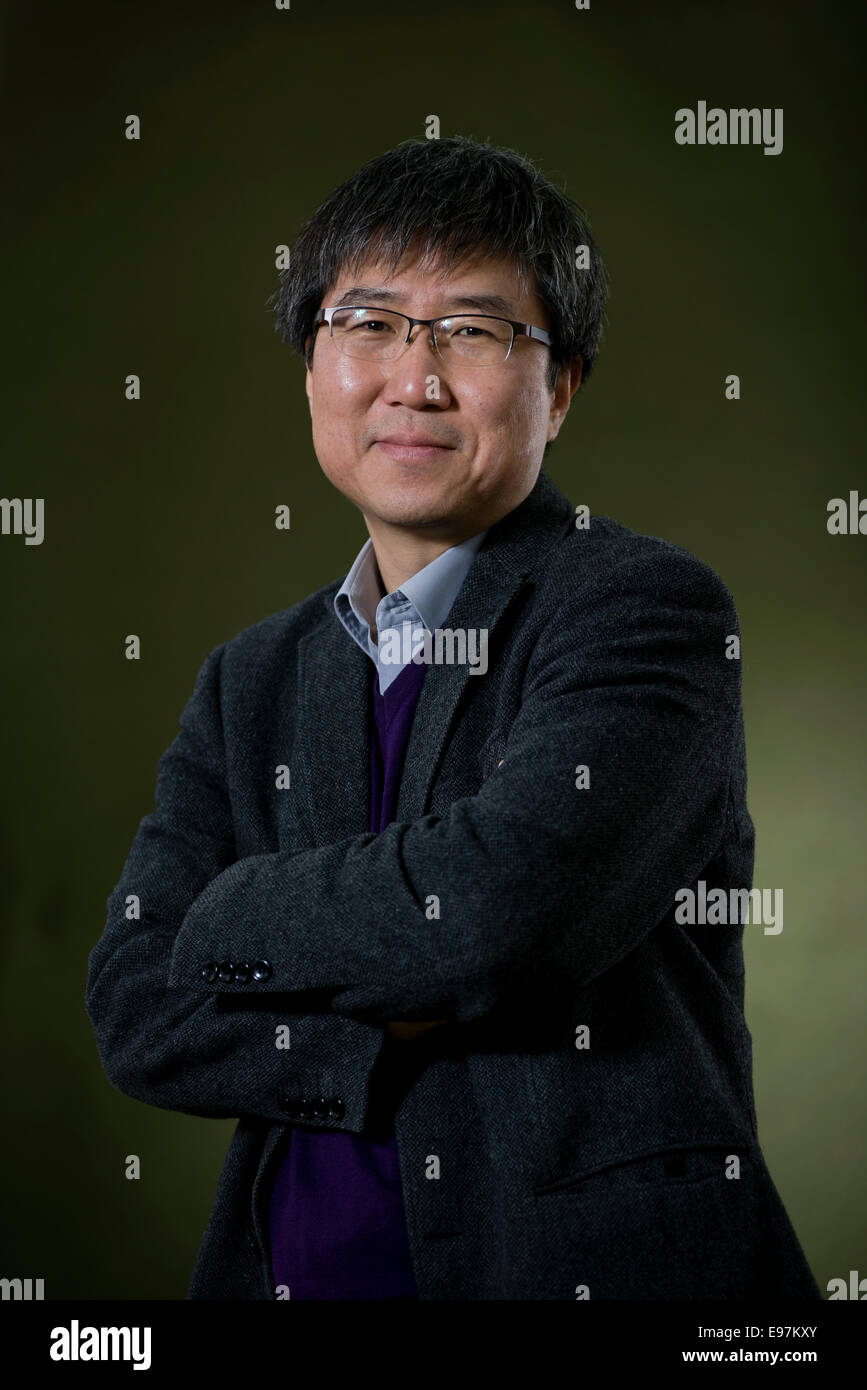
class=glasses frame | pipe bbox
[311,305,553,365]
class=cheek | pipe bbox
[473,380,547,444]
[310,393,347,471]
[313,361,376,427]
[310,375,356,443]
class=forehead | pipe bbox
[325,246,539,314]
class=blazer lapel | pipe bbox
[295,467,575,840]
[396,469,575,820]
[295,617,373,844]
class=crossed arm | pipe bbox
[86,546,737,1124]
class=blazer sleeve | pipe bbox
[165,546,744,1027]
[84,643,387,1124]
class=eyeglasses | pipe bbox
[311,306,553,367]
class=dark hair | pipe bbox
[268,136,608,398]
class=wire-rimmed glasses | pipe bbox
[311,305,553,366]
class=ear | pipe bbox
[547,356,583,442]
[563,355,583,400]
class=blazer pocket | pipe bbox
[534,1142,752,1197]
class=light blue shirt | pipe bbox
[334,529,490,693]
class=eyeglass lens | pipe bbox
[328,307,513,363]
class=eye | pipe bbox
[454,324,492,337]
[348,318,392,333]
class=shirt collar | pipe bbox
[334,527,489,648]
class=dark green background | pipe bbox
[1,0,864,1298]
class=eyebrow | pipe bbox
[332,286,517,317]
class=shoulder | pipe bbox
[225,580,340,658]
[517,513,745,717]
[187,579,342,697]
[534,512,742,630]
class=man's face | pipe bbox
[304,247,580,540]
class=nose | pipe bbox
[382,323,452,408]
[403,321,440,361]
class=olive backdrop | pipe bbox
[1,0,864,1298]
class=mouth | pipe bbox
[374,436,456,463]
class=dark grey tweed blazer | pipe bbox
[85,467,820,1300]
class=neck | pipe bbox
[365,520,478,594]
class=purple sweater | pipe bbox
[268,658,428,1299]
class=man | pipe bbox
[86,136,819,1300]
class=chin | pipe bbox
[378,506,448,526]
